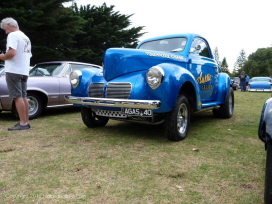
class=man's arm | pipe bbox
[0,47,16,61]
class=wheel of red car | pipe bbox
[164,95,191,141]
[27,93,44,119]
[81,106,109,128]
[265,142,272,204]
[212,87,234,118]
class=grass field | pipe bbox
[0,91,271,204]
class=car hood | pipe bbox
[103,48,186,81]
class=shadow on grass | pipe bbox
[0,106,81,121]
[77,111,220,143]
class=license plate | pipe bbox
[121,108,153,117]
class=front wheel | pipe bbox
[265,143,272,204]
[213,87,234,118]
[81,107,109,128]
[164,95,190,141]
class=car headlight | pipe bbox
[70,70,82,89]
[146,66,164,89]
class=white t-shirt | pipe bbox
[5,30,32,76]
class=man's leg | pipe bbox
[13,97,29,125]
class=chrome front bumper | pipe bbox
[65,96,161,109]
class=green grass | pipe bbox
[0,91,271,203]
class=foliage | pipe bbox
[0,0,145,65]
[243,47,272,77]
[72,3,145,65]
[213,47,221,67]
[234,49,247,74]
[221,57,230,74]
[0,0,84,65]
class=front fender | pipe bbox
[71,68,105,97]
[152,63,200,112]
[258,97,272,144]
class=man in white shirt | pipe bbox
[0,17,32,130]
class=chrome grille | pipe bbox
[106,83,131,99]
[88,82,131,99]
[88,83,104,97]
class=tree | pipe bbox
[233,49,247,74]
[221,57,230,74]
[72,3,145,64]
[0,1,145,65]
[213,47,221,67]
[0,0,84,65]
[243,47,272,77]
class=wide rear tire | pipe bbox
[164,95,190,141]
[81,106,109,128]
[213,87,234,118]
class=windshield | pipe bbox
[138,37,187,52]
[29,63,64,76]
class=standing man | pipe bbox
[0,18,32,130]
[239,71,247,92]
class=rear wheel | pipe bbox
[11,92,43,120]
[81,106,109,128]
[164,95,190,141]
[213,88,234,118]
[265,143,272,204]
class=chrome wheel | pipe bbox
[28,95,39,116]
[177,103,188,135]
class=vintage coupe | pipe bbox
[258,97,272,203]
[248,77,272,92]
[66,33,234,141]
[0,61,102,119]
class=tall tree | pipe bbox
[243,47,272,77]
[234,49,247,74]
[72,3,145,64]
[213,47,221,67]
[221,57,230,74]
[0,0,84,65]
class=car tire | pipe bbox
[265,143,272,204]
[11,92,43,120]
[28,93,44,119]
[81,106,109,128]
[213,87,234,118]
[164,95,190,141]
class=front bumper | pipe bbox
[65,96,161,109]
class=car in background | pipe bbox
[0,61,102,119]
[230,79,238,90]
[0,64,4,74]
[248,77,272,92]
[258,97,272,203]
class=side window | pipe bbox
[190,38,211,58]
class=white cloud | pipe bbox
[71,0,272,72]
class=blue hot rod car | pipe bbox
[258,97,272,203]
[65,33,234,141]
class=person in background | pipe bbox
[239,71,247,92]
[0,17,32,130]
[245,74,250,91]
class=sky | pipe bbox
[69,0,272,72]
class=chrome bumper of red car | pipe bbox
[65,96,161,109]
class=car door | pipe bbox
[188,37,219,102]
